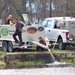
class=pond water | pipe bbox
[0,66,75,75]
[0,48,75,75]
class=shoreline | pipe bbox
[0,61,75,69]
[0,51,75,69]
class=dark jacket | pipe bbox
[39,39,46,45]
[16,22,24,32]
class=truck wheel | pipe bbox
[58,39,66,50]
[2,41,8,52]
[8,41,13,52]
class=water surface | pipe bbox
[0,67,75,75]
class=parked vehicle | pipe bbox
[0,24,45,52]
[42,17,75,50]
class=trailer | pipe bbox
[0,24,45,52]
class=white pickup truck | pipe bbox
[42,17,75,50]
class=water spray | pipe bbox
[31,41,56,62]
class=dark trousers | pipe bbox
[13,31,23,44]
[36,46,47,52]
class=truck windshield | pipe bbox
[42,20,47,27]
[47,20,53,28]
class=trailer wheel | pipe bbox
[8,41,13,52]
[2,41,8,52]
[58,39,66,50]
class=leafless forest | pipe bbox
[0,0,75,22]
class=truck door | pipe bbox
[42,19,54,40]
[46,20,58,41]
[45,20,53,40]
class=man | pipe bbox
[36,37,47,51]
[6,14,15,25]
[13,19,24,46]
